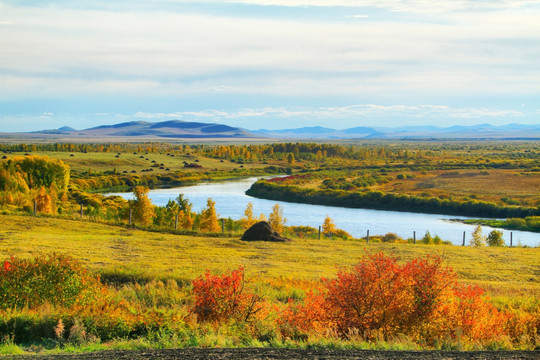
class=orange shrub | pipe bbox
[281,252,513,346]
[439,284,508,343]
[190,267,264,324]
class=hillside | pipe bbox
[20,120,257,139]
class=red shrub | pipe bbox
[322,252,412,340]
[282,252,510,345]
[190,267,264,323]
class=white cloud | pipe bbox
[129,105,524,124]
[0,1,538,129]
[225,0,540,13]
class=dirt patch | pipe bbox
[4,348,539,360]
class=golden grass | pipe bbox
[297,169,540,206]
[4,151,264,175]
[384,169,540,205]
[1,214,538,300]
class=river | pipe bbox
[106,177,539,247]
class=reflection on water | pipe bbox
[106,178,539,246]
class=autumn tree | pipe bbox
[286,153,295,165]
[199,198,220,232]
[155,199,179,227]
[241,202,257,230]
[176,194,190,212]
[17,155,70,193]
[35,186,54,214]
[487,230,505,247]
[322,215,336,237]
[176,193,194,229]
[268,203,286,234]
[470,225,486,247]
[315,150,323,161]
[131,186,155,226]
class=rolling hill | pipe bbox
[31,120,256,139]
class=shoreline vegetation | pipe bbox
[462,217,540,233]
[245,180,540,225]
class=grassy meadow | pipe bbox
[4,150,263,175]
[1,214,538,300]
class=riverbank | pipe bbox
[462,217,540,233]
[245,180,540,220]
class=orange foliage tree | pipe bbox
[35,186,55,214]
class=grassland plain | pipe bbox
[1,214,538,301]
[5,151,263,175]
[1,214,539,355]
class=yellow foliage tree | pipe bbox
[35,186,54,214]
[199,198,220,232]
[179,208,194,230]
[286,153,295,165]
[470,225,486,247]
[241,202,257,230]
[268,203,286,234]
[315,150,323,161]
[131,186,155,226]
[322,215,337,236]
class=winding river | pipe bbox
[107,177,539,247]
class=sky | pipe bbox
[1,0,539,132]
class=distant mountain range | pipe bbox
[252,123,540,139]
[3,120,539,140]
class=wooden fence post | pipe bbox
[510,232,513,247]
[129,209,132,225]
[462,231,466,246]
[175,214,178,230]
[80,204,84,219]
[33,199,37,215]
[413,231,416,244]
[366,229,369,243]
[318,226,321,240]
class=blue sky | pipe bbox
[1,0,539,132]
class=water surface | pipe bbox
[107,178,539,246]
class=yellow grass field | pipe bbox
[1,214,538,302]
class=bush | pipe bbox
[190,267,264,324]
[281,252,508,346]
[381,232,403,243]
[0,253,103,310]
[487,230,505,247]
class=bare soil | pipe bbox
[3,348,539,360]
